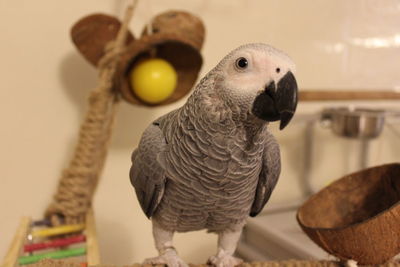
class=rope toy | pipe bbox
[45,0,138,225]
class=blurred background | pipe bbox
[1,0,400,265]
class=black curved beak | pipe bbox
[251,71,298,130]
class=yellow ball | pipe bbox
[129,58,178,104]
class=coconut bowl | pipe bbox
[297,163,400,265]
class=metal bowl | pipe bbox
[321,107,385,139]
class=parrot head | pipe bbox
[214,43,298,130]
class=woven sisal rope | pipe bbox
[45,0,138,225]
[27,259,400,267]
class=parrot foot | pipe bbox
[207,250,243,267]
[144,249,188,267]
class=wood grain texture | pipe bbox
[85,209,101,265]
[1,217,31,267]
[25,259,400,267]
[299,90,400,101]
[297,163,400,265]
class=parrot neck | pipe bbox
[184,79,267,139]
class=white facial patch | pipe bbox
[220,45,296,99]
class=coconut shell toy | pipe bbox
[2,1,205,266]
[297,163,400,265]
[71,9,204,105]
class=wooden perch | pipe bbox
[299,90,400,101]
[25,259,400,267]
[85,209,101,265]
[1,217,31,267]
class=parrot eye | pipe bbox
[235,57,248,70]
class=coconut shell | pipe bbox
[116,10,205,106]
[117,33,203,106]
[297,163,400,265]
[71,14,134,66]
[70,10,205,106]
[142,10,205,50]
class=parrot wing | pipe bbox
[250,131,281,217]
[130,122,168,218]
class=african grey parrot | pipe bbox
[130,43,298,267]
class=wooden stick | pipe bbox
[31,224,85,238]
[31,219,51,227]
[24,235,86,252]
[85,209,100,265]
[18,247,87,265]
[1,217,31,267]
[22,259,400,267]
[299,90,400,101]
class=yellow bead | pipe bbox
[129,58,178,104]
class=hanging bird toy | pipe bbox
[2,1,205,266]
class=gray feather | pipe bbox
[250,131,281,217]
[130,122,168,218]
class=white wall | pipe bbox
[1,0,400,265]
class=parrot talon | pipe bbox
[143,249,188,267]
[207,250,243,267]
